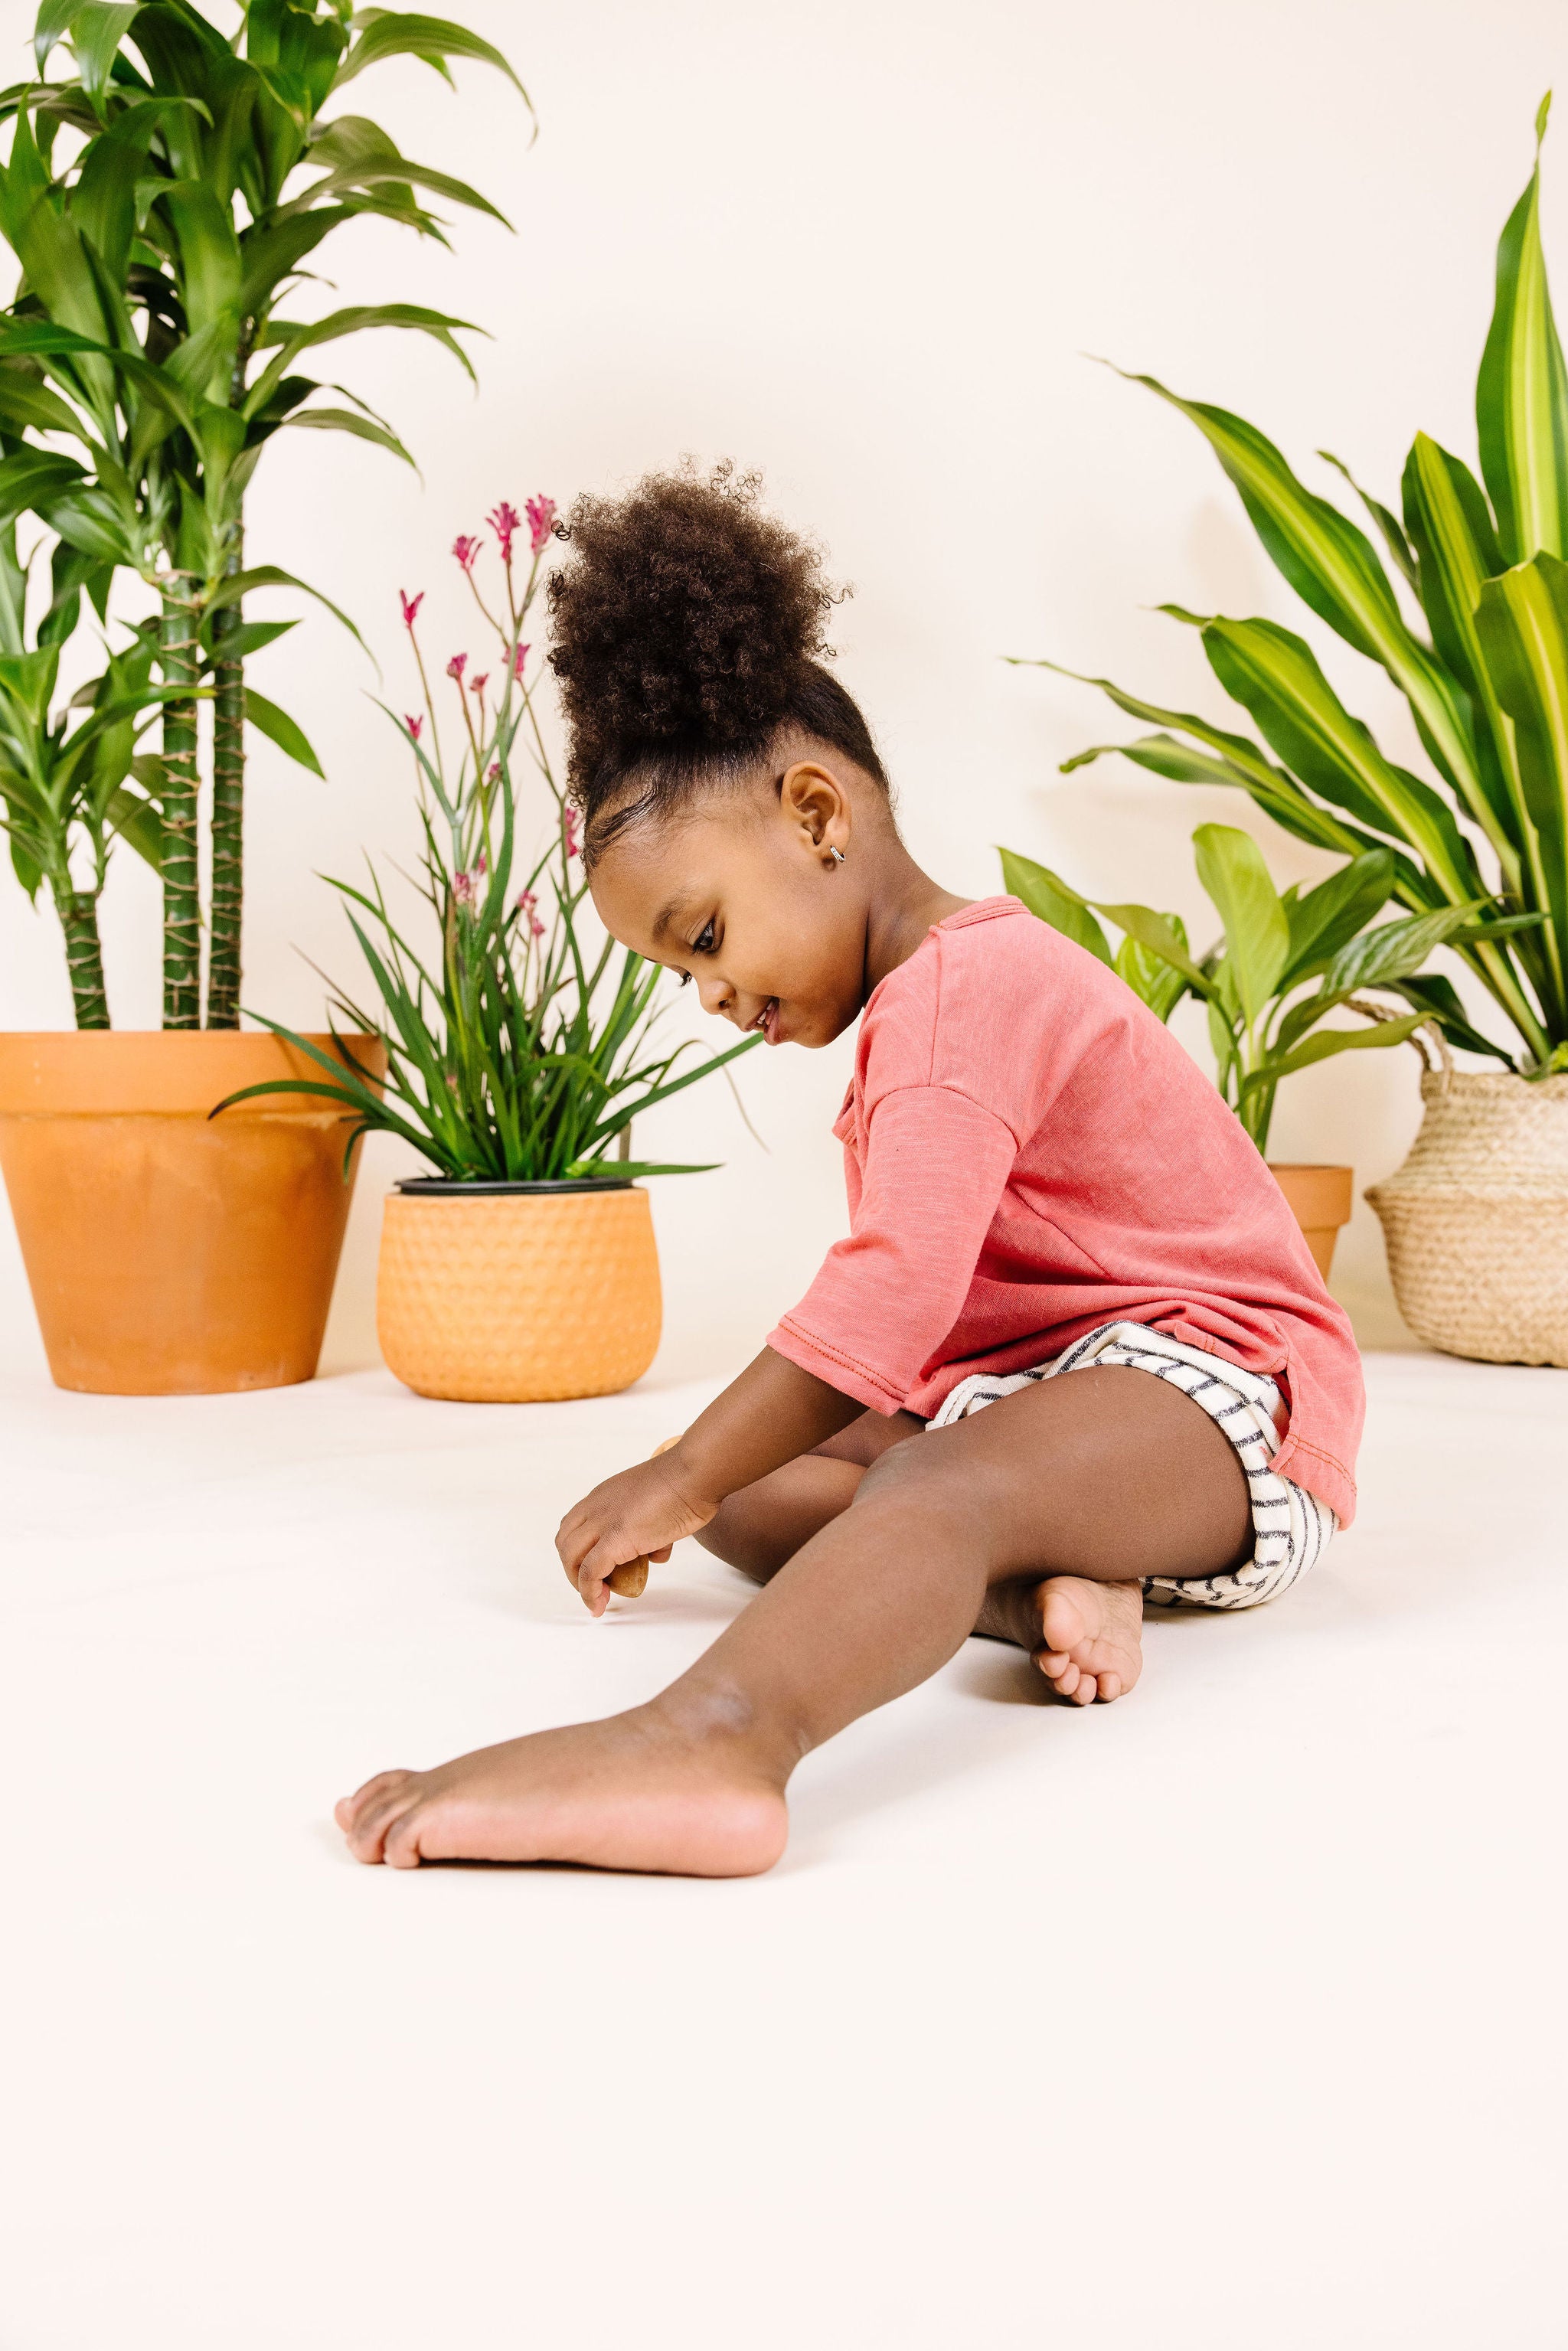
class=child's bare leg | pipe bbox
[704,1406,1154,1703]
[337,1367,1249,1875]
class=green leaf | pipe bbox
[1279,849,1395,988]
[1115,922,1190,1021]
[1200,616,1480,903]
[1244,1012,1428,1090]
[246,301,482,416]
[1318,447,1419,589]
[203,562,373,664]
[1191,822,1289,1024]
[1477,98,1568,565]
[0,367,82,437]
[998,844,1112,963]
[1383,973,1516,1067]
[1109,362,1485,810]
[1474,549,1568,1002]
[334,11,534,119]
[243,686,323,776]
[72,3,141,107]
[280,402,415,465]
[1321,900,1491,996]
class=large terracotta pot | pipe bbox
[377,1177,662,1402]
[1367,1068,1568,1365]
[1269,1163,1354,1281]
[0,1031,386,1396]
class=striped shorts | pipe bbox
[926,1319,1337,1611]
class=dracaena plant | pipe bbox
[1000,828,1516,1153]
[1016,96,1568,1079]
[0,0,526,1029]
[220,502,760,1179]
[0,519,178,1025]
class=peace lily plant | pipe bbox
[1019,96,1568,1081]
[1001,830,1497,1154]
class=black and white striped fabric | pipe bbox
[927,1318,1337,1611]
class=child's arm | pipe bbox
[556,1347,866,1614]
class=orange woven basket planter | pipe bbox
[377,1178,662,1402]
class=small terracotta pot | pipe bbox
[0,1031,386,1396]
[1268,1163,1354,1282]
[377,1177,662,1402]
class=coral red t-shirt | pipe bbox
[766,896,1364,1527]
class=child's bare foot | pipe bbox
[335,1705,789,1876]
[974,1574,1143,1703]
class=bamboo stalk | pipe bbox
[58,888,109,1030]
[158,570,203,1030]
[207,540,244,1029]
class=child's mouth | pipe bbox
[752,998,781,1045]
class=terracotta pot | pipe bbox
[0,1031,386,1396]
[1268,1163,1354,1282]
[1366,1069,1568,1365]
[377,1177,662,1402]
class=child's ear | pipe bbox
[779,762,851,866]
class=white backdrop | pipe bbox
[2,0,1563,1382]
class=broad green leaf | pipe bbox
[1477,96,1568,565]
[244,687,324,776]
[1246,1011,1427,1091]
[1200,616,1480,903]
[1384,974,1517,1066]
[1322,900,1490,996]
[34,0,82,73]
[0,368,82,438]
[1192,822,1289,1024]
[1116,923,1189,1022]
[1279,848,1394,988]
[998,844,1113,963]
[1110,364,1483,806]
[1474,549,1568,1012]
[72,3,140,106]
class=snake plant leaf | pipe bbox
[1279,847,1394,988]
[1240,1011,1429,1093]
[243,687,323,776]
[998,845,1113,964]
[1192,822,1289,1024]
[1109,364,1482,803]
[1477,96,1568,565]
[1318,448,1419,589]
[1200,616,1481,903]
[1475,550,1568,992]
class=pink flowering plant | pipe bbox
[224,500,756,1179]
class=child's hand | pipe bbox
[556,1448,717,1616]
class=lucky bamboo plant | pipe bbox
[1001,829,1514,1153]
[1018,96,1568,1078]
[220,503,760,1177]
[0,0,526,1027]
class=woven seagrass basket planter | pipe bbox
[1366,1069,1568,1367]
[376,1176,662,1402]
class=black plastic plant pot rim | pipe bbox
[394,1174,634,1197]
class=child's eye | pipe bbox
[677,968,692,987]
[691,921,717,955]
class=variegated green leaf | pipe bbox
[1477,94,1568,565]
[1108,363,1483,804]
[1475,549,1568,1012]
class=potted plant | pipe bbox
[0,0,525,1393]
[998,828,1515,1278]
[1014,98,1568,1364]
[222,505,760,1403]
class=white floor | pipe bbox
[2,1347,1564,2350]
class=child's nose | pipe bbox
[697,975,733,1019]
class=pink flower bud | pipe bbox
[475,852,488,876]
[517,887,537,917]
[470,671,489,697]
[452,870,475,906]
[530,913,546,939]
[487,760,501,783]
[405,713,423,740]
[399,590,423,629]
[513,642,530,681]
[446,652,467,682]
[526,495,557,554]
[488,501,520,563]
[452,534,481,572]
[564,806,581,859]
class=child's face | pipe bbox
[588,762,868,1049]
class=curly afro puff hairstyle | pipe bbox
[547,463,890,866]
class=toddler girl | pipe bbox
[337,468,1362,1877]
